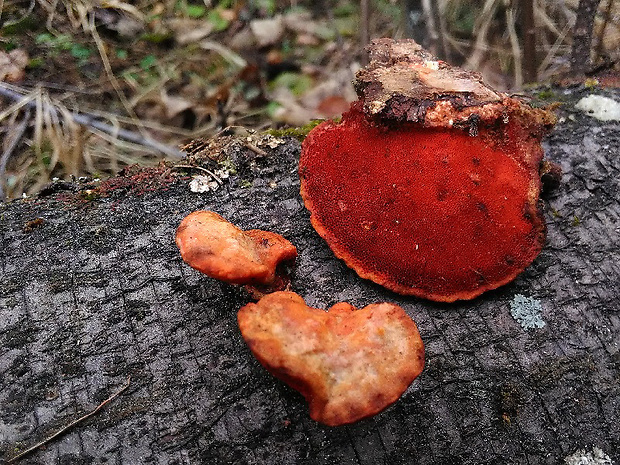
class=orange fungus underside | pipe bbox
[299,104,546,302]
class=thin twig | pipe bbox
[465,0,500,70]
[7,377,131,464]
[244,142,268,157]
[173,164,223,185]
[0,109,31,201]
[0,83,185,158]
[360,0,369,62]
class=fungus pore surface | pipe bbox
[299,39,555,302]
[237,291,425,426]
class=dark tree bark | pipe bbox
[521,0,537,83]
[1,87,619,464]
[570,0,602,75]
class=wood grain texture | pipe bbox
[1,88,619,464]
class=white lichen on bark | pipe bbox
[509,294,545,330]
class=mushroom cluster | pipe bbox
[175,39,558,426]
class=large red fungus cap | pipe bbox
[175,211,297,293]
[237,291,425,426]
[299,39,556,302]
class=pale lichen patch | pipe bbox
[509,294,545,330]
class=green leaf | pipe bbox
[35,33,54,45]
[265,101,282,118]
[1,15,38,35]
[270,72,313,97]
[1,40,19,52]
[254,0,275,15]
[71,44,91,61]
[333,3,356,17]
[28,57,45,69]
[186,5,206,18]
[207,10,230,32]
[116,49,128,60]
[140,54,157,70]
[140,32,173,44]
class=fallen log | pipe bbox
[0,85,619,464]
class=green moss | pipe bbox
[218,158,237,175]
[536,89,557,100]
[265,119,325,141]
[584,78,599,89]
[571,215,581,227]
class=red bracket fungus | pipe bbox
[175,211,297,296]
[299,38,558,302]
[237,291,425,426]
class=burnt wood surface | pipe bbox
[1,87,619,464]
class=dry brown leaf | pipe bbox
[283,11,318,36]
[0,49,29,83]
[159,89,193,119]
[250,15,284,47]
[168,18,213,45]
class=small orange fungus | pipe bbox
[237,291,425,426]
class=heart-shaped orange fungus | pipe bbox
[237,291,425,426]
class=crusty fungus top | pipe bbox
[299,39,557,302]
[175,211,297,294]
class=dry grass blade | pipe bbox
[538,23,572,80]
[199,40,247,68]
[88,11,148,138]
[7,377,131,464]
[465,0,500,70]
[0,82,185,198]
[0,109,30,200]
[505,2,523,87]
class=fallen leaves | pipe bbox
[0,49,29,83]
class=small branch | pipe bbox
[0,83,185,159]
[360,0,369,62]
[173,164,223,185]
[243,142,268,157]
[506,1,523,88]
[7,377,132,464]
[521,0,537,83]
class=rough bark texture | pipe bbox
[1,87,619,464]
[569,0,601,75]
